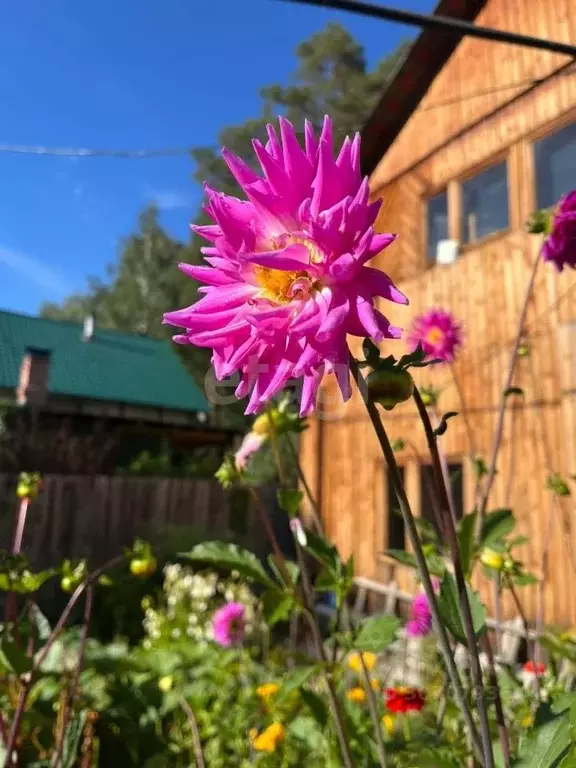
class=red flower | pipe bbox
[385,686,426,713]
[523,661,545,676]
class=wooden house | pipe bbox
[300,0,576,625]
[0,310,236,474]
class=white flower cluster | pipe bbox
[142,564,259,649]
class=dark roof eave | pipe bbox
[360,0,488,178]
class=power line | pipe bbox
[0,144,192,159]
[278,0,576,58]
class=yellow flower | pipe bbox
[256,683,280,701]
[158,676,173,693]
[370,678,380,691]
[348,652,377,674]
[252,722,285,752]
[520,712,534,729]
[382,714,396,735]
[249,727,258,741]
[347,687,367,703]
[480,548,504,570]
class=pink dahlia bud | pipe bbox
[405,592,433,638]
[407,308,462,363]
[541,191,576,272]
[163,116,408,417]
[234,431,266,471]
[211,601,246,647]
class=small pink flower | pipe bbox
[212,602,246,647]
[542,191,576,272]
[407,308,462,363]
[406,592,433,638]
[234,432,266,471]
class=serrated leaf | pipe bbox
[384,549,446,576]
[300,688,329,727]
[276,665,319,704]
[288,715,324,750]
[353,615,400,652]
[262,590,295,627]
[0,637,33,676]
[437,572,486,645]
[179,542,275,587]
[433,411,459,436]
[481,509,515,547]
[277,489,303,518]
[458,512,477,576]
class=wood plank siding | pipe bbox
[300,0,576,625]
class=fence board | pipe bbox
[0,474,266,568]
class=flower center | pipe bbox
[254,237,323,304]
[425,327,445,347]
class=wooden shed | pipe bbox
[299,0,576,625]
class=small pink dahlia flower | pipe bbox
[212,601,246,647]
[541,190,576,272]
[163,116,407,416]
[406,592,433,638]
[407,308,462,363]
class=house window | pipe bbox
[427,190,449,262]
[462,161,509,244]
[535,121,576,210]
[420,462,464,533]
[386,466,406,550]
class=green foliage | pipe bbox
[180,541,276,588]
[437,573,486,645]
[277,489,304,518]
[352,615,400,653]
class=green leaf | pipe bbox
[267,555,299,587]
[458,512,477,576]
[179,542,275,588]
[262,590,296,627]
[384,549,417,568]
[289,715,324,751]
[353,615,400,652]
[504,386,524,397]
[514,707,571,767]
[384,549,446,576]
[547,474,571,498]
[513,572,538,586]
[304,530,341,577]
[437,572,486,645]
[433,411,459,436]
[481,509,515,548]
[276,665,319,704]
[0,637,33,676]
[300,688,329,727]
[277,489,303,518]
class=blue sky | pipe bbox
[0,0,435,315]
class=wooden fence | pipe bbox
[0,474,274,568]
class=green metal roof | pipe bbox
[0,310,209,413]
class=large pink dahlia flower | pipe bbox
[163,116,407,416]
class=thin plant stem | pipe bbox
[358,655,388,768]
[12,497,29,556]
[181,697,206,768]
[413,387,495,768]
[349,354,484,764]
[506,576,541,701]
[51,585,94,768]
[3,555,124,767]
[431,404,458,527]
[267,406,287,486]
[295,541,356,768]
[247,486,293,586]
[477,251,541,536]
[482,635,511,768]
[535,496,554,663]
[285,433,324,534]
